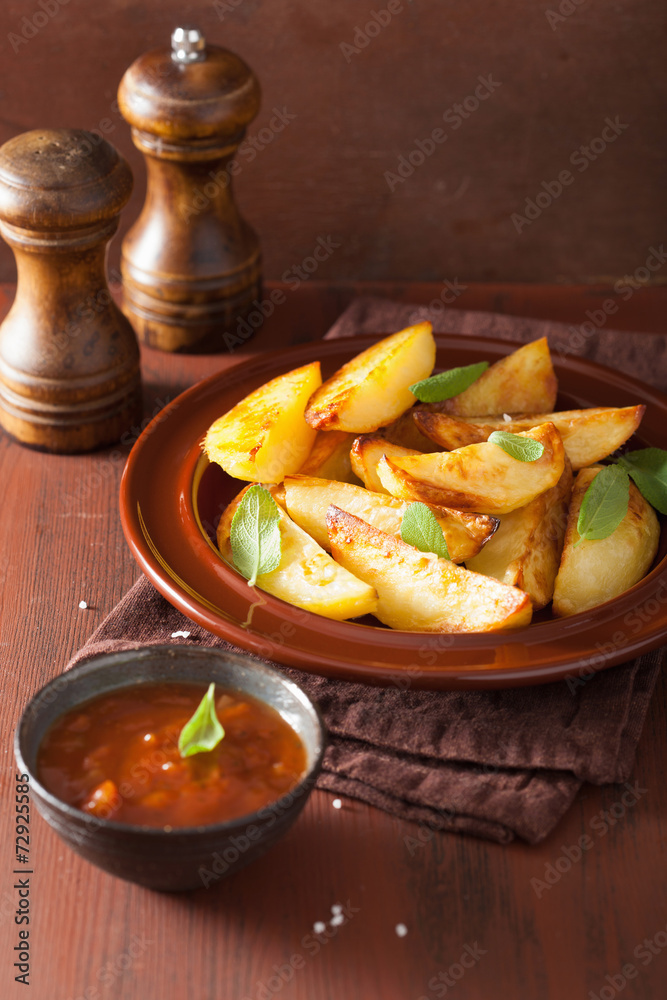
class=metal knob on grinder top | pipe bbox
[118,27,262,352]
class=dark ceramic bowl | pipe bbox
[14,645,326,891]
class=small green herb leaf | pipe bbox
[401,502,450,560]
[178,683,224,758]
[409,361,489,403]
[616,448,667,515]
[230,484,282,587]
[576,465,630,544]
[488,431,545,462]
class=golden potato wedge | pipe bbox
[350,435,422,493]
[283,475,498,562]
[377,423,566,515]
[467,460,573,609]
[305,323,436,432]
[414,405,645,470]
[217,485,378,621]
[297,430,360,484]
[204,362,321,483]
[380,408,442,452]
[552,466,660,617]
[430,337,557,417]
[327,507,532,632]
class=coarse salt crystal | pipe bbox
[171,630,191,638]
[331,903,343,915]
[395,923,408,937]
[332,798,342,809]
[313,921,326,934]
[78,600,88,609]
[503,413,512,423]
[330,914,345,927]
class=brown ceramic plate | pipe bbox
[120,334,667,689]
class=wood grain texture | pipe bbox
[0,283,665,1000]
[0,1,665,285]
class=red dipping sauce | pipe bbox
[37,682,307,829]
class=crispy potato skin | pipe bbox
[381,408,443,452]
[297,430,361,484]
[204,362,321,483]
[327,507,532,632]
[305,323,436,432]
[414,405,645,470]
[283,475,498,562]
[467,459,573,609]
[350,435,422,493]
[378,422,566,515]
[217,485,378,621]
[428,337,557,417]
[552,466,660,617]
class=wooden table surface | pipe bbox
[1,281,665,1000]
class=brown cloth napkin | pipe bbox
[68,296,666,844]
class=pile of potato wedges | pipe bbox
[203,324,660,633]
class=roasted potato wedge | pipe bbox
[297,430,360,483]
[377,422,566,515]
[327,507,532,632]
[467,460,573,609]
[414,405,645,470]
[380,408,442,452]
[217,486,378,621]
[430,337,557,417]
[204,362,321,483]
[552,466,660,617]
[350,435,422,493]
[305,323,436,432]
[283,475,498,562]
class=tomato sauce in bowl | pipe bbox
[37,682,307,829]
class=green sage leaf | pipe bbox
[401,502,450,560]
[230,484,282,587]
[488,431,545,462]
[178,683,225,758]
[409,361,489,403]
[616,448,667,515]
[576,465,630,544]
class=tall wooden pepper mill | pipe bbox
[118,26,262,352]
[0,129,142,453]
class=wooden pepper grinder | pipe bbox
[0,129,142,453]
[118,26,262,352]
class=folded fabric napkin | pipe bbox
[68,296,666,844]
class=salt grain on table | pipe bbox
[332,798,342,809]
[78,600,88,609]
[313,921,326,934]
[395,923,408,937]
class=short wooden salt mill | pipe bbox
[118,26,262,352]
[0,129,142,453]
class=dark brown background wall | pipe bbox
[0,0,664,284]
